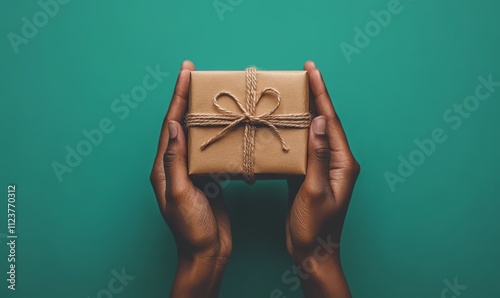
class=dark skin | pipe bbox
[150,60,360,298]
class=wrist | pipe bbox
[176,256,227,284]
[291,249,351,298]
[171,250,229,298]
[179,243,231,270]
[290,247,342,280]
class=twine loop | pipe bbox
[186,67,311,183]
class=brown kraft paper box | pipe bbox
[187,69,310,182]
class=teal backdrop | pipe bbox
[1,0,499,297]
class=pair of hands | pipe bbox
[150,61,360,298]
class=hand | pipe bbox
[150,61,232,298]
[286,61,360,298]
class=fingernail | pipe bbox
[312,116,326,135]
[168,121,178,139]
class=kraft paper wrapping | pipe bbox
[187,70,309,179]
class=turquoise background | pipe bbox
[1,0,499,297]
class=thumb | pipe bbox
[163,121,191,197]
[303,116,331,195]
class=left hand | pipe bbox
[150,61,232,298]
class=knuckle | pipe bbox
[218,239,232,260]
[149,174,158,186]
[149,171,156,183]
[354,161,361,173]
[162,148,177,169]
[149,170,163,188]
[168,184,191,199]
[312,146,330,163]
[347,160,361,176]
[301,182,328,200]
[149,162,163,183]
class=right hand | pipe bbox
[286,61,360,298]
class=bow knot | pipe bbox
[245,115,260,124]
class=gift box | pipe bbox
[186,67,311,183]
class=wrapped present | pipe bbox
[186,67,311,183]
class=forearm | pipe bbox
[170,256,227,298]
[296,249,351,298]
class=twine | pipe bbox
[186,67,311,183]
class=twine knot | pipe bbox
[186,67,311,184]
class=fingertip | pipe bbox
[181,60,195,71]
[304,60,316,72]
